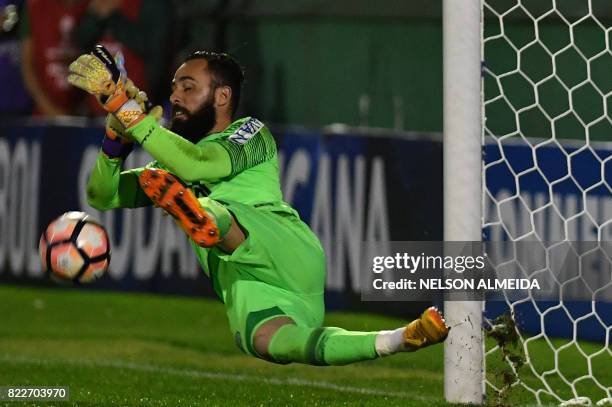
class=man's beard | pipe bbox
[170,98,217,143]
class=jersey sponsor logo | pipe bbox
[228,118,264,145]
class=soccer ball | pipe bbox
[39,211,111,284]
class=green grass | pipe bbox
[0,285,609,406]
[486,331,611,406]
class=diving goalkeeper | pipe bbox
[69,45,449,365]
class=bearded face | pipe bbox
[170,92,217,143]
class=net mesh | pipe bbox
[482,0,611,405]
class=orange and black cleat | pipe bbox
[403,306,450,350]
[138,168,220,247]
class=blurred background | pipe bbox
[1,1,609,130]
[1,0,449,130]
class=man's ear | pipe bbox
[214,86,232,109]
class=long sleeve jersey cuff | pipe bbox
[126,114,158,144]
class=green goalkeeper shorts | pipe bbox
[190,199,326,357]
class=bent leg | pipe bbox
[196,198,245,253]
[138,168,245,250]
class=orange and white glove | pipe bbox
[101,101,163,159]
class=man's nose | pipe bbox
[170,90,181,105]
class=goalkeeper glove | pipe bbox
[68,45,145,128]
[101,80,164,159]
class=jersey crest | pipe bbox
[228,118,264,145]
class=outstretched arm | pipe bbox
[125,116,276,183]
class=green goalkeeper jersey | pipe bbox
[87,114,326,317]
[87,115,284,210]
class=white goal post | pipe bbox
[443,0,484,404]
[445,0,611,405]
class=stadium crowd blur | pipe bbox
[1,0,450,131]
[0,0,179,118]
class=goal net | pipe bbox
[481,0,611,405]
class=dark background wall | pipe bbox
[170,0,611,140]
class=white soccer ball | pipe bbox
[39,212,111,284]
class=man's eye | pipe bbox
[184,87,193,92]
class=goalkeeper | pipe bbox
[70,45,449,365]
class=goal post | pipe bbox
[443,0,484,404]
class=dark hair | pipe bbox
[184,51,244,114]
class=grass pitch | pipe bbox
[0,285,448,406]
[0,285,609,406]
